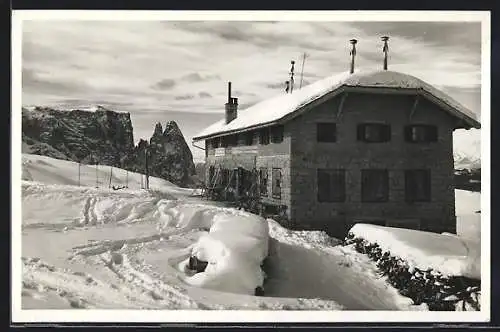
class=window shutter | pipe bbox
[357,124,365,141]
[383,125,391,142]
[429,126,438,142]
[317,170,330,202]
[404,126,412,142]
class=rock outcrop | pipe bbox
[124,121,196,187]
[22,106,135,166]
[22,106,197,187]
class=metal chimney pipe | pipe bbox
[227,81,232,103]
[381,36,389,70]
[349,39,358,74]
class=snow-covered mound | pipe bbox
[349,224,480,279]
[194,69,479,140]
[168,206,270,295]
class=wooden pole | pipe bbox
[299,52,308,89]
[145,149,149,190]
[78,161,81,187]
[109,166,113,189]
[96,161,99,188]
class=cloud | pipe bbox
[175,94,195,100]
[181,72,221,82]
[152,78,176,90]
[198,91,212,98]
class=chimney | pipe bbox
[381,36,389,70]
[225,81,238,124]
[349,39,357,74]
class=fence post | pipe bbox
[109,166,113,189]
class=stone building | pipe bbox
[192,70,480,237]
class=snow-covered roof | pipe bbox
[193,70,480,141]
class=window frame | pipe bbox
[259,168,268,197]
[243,131,254,146]
[404,125,438,143]
[222,134,238,148]
[316,123,337,143]
[272,168,282,199]
[357,123,391,143]
[317,168,346,202]
[405,169,431,202]
[259,128,270,145]
[361,169,389,202]
[270,125,284,144]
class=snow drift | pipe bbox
[349,224,480,279]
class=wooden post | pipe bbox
[78,161,81,187]
[96,162,99,188]
[109,166,113,189]
[145,149,150,190]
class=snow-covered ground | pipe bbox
[16,154,482,316]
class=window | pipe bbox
[361,169,389,202]
[405,169,431,202]
[271,125,284,143]
[222,134,238,147]
[317,123,337,142]
[317,169,346,202]
[357,123,391,142]
[259,168,268,196]
[210,137,221,149]
[272,168,282,199]
[259,128,270,145]
[405,125,438,143]
[244,131,254,146]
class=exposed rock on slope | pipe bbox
[22,106,196,187]
[22,106,134,166]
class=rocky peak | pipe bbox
[153,122,163,136]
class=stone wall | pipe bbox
[289,92,457,237]
[205,125,292,219]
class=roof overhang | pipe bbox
[192,84,480,141]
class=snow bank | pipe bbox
[194,69,478,140]
[163,205,269,295]
[349,224,480,279]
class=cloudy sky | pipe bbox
[21,19,482,161]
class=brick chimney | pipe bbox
[225,81,238,124]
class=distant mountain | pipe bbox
[22,106,196,187]
[454,152,481,170]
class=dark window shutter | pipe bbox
[357,124,365,141]
[317,170,330,202]
[404,126,412,142]
[330,170,346,202]
[429,126,438,142]
[383,125,391,142]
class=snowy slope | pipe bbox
[19,154,346,310]
[18,153,482,314]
